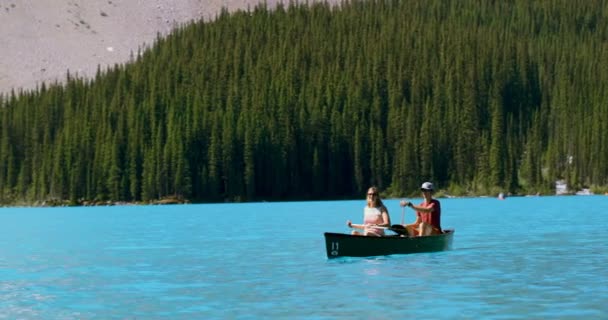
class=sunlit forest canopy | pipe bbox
[1,0,607,205]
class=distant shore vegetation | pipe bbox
[1,0,607,206]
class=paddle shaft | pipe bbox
[349,224,388,229]
[349,223,409,236]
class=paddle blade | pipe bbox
[389,224,409,236]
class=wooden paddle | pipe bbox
[348,223,409,236]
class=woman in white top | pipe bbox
[346,186,391,236]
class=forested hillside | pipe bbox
[1,0,607,205]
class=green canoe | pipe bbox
[324,229,454,258]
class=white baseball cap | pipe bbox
[420,182,434,191]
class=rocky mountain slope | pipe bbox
[1,0,331,94]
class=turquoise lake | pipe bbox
[1,196,606,319]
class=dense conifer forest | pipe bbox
[1,0,607,205]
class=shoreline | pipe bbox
[2,192,605,208]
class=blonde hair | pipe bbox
[367,186,384,207]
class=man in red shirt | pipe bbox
[400,182,442,236]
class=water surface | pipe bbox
[0,196,606,319]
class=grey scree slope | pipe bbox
[0,0,336,94]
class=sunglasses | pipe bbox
[367,193,378,196]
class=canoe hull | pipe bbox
[324,229,454,258]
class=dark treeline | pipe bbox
[1,0,607,205]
